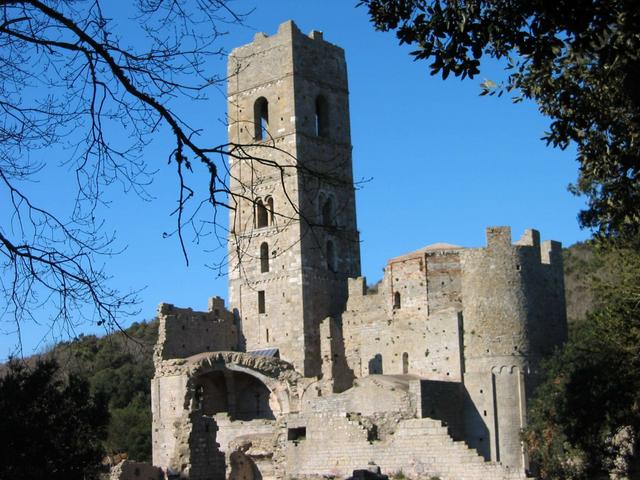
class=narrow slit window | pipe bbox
[315,95,328,137]
[393,292,401,309]
[326,240,336,272]
[260,242,269,273]
[402,352,409,374]
[254,97,269,140]
[258,290,266,314]
[322,196,333,226]
[318,193,325,222]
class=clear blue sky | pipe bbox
[1,1,591,358]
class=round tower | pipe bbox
[460,226,566,469]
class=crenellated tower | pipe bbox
[226,21,361,377]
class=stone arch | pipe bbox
[186,352,302,416]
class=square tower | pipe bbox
[227,21,361,376]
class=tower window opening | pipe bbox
[254,97,269,140]
[402,352,409,374]
[326,240,336,272]
[393,292,401,309]
[255,199,268,228]
[266,196,274,225]
[288,427,306,441]
[322,196,334,226]
[260,242,269,273]
[258,290,266,314]
[315,95,329,137]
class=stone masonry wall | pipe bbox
[341,246,464,381]
[227,21,360,377]
[461,227,566,468]
[155,298,238,362]
[283,414,528,480]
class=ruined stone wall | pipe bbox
[460,227,567,468]
[109,460,163,480]
[340,247,464,381]
[155,298,238,361]
[300,375,418,419]
[151,373,191,474]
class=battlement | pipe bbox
[229,20,342,67]
[239,20,335,51]
[483,226,562,265]
[348,277,367,297]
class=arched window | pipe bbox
[265,196,274,225]
[255,199,268,228]
[326,240,336,272]
[315,95,329,137]
[402,352,409,374]
[260,242,269,273]
[393,291,401,309]
[254,97,269,140]
[322,196,333,226]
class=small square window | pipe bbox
[288,427,306,441]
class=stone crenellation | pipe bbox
[149,20,566,480]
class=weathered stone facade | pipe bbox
[151,21,567,480]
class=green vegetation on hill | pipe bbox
[47,320,158,462]
[0,358,109,479]
[527,241,640,479]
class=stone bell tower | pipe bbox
[227,21,361,376]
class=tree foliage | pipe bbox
[359,0,640,240]
[51,319,158,461]
[0,0,257,346]
[525,240,640,479]
[0,357,109,479]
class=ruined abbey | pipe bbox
[150,21,567,480]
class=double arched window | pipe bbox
[255,196,274,228]
[314,95,329,137]
[254,97,269,141]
